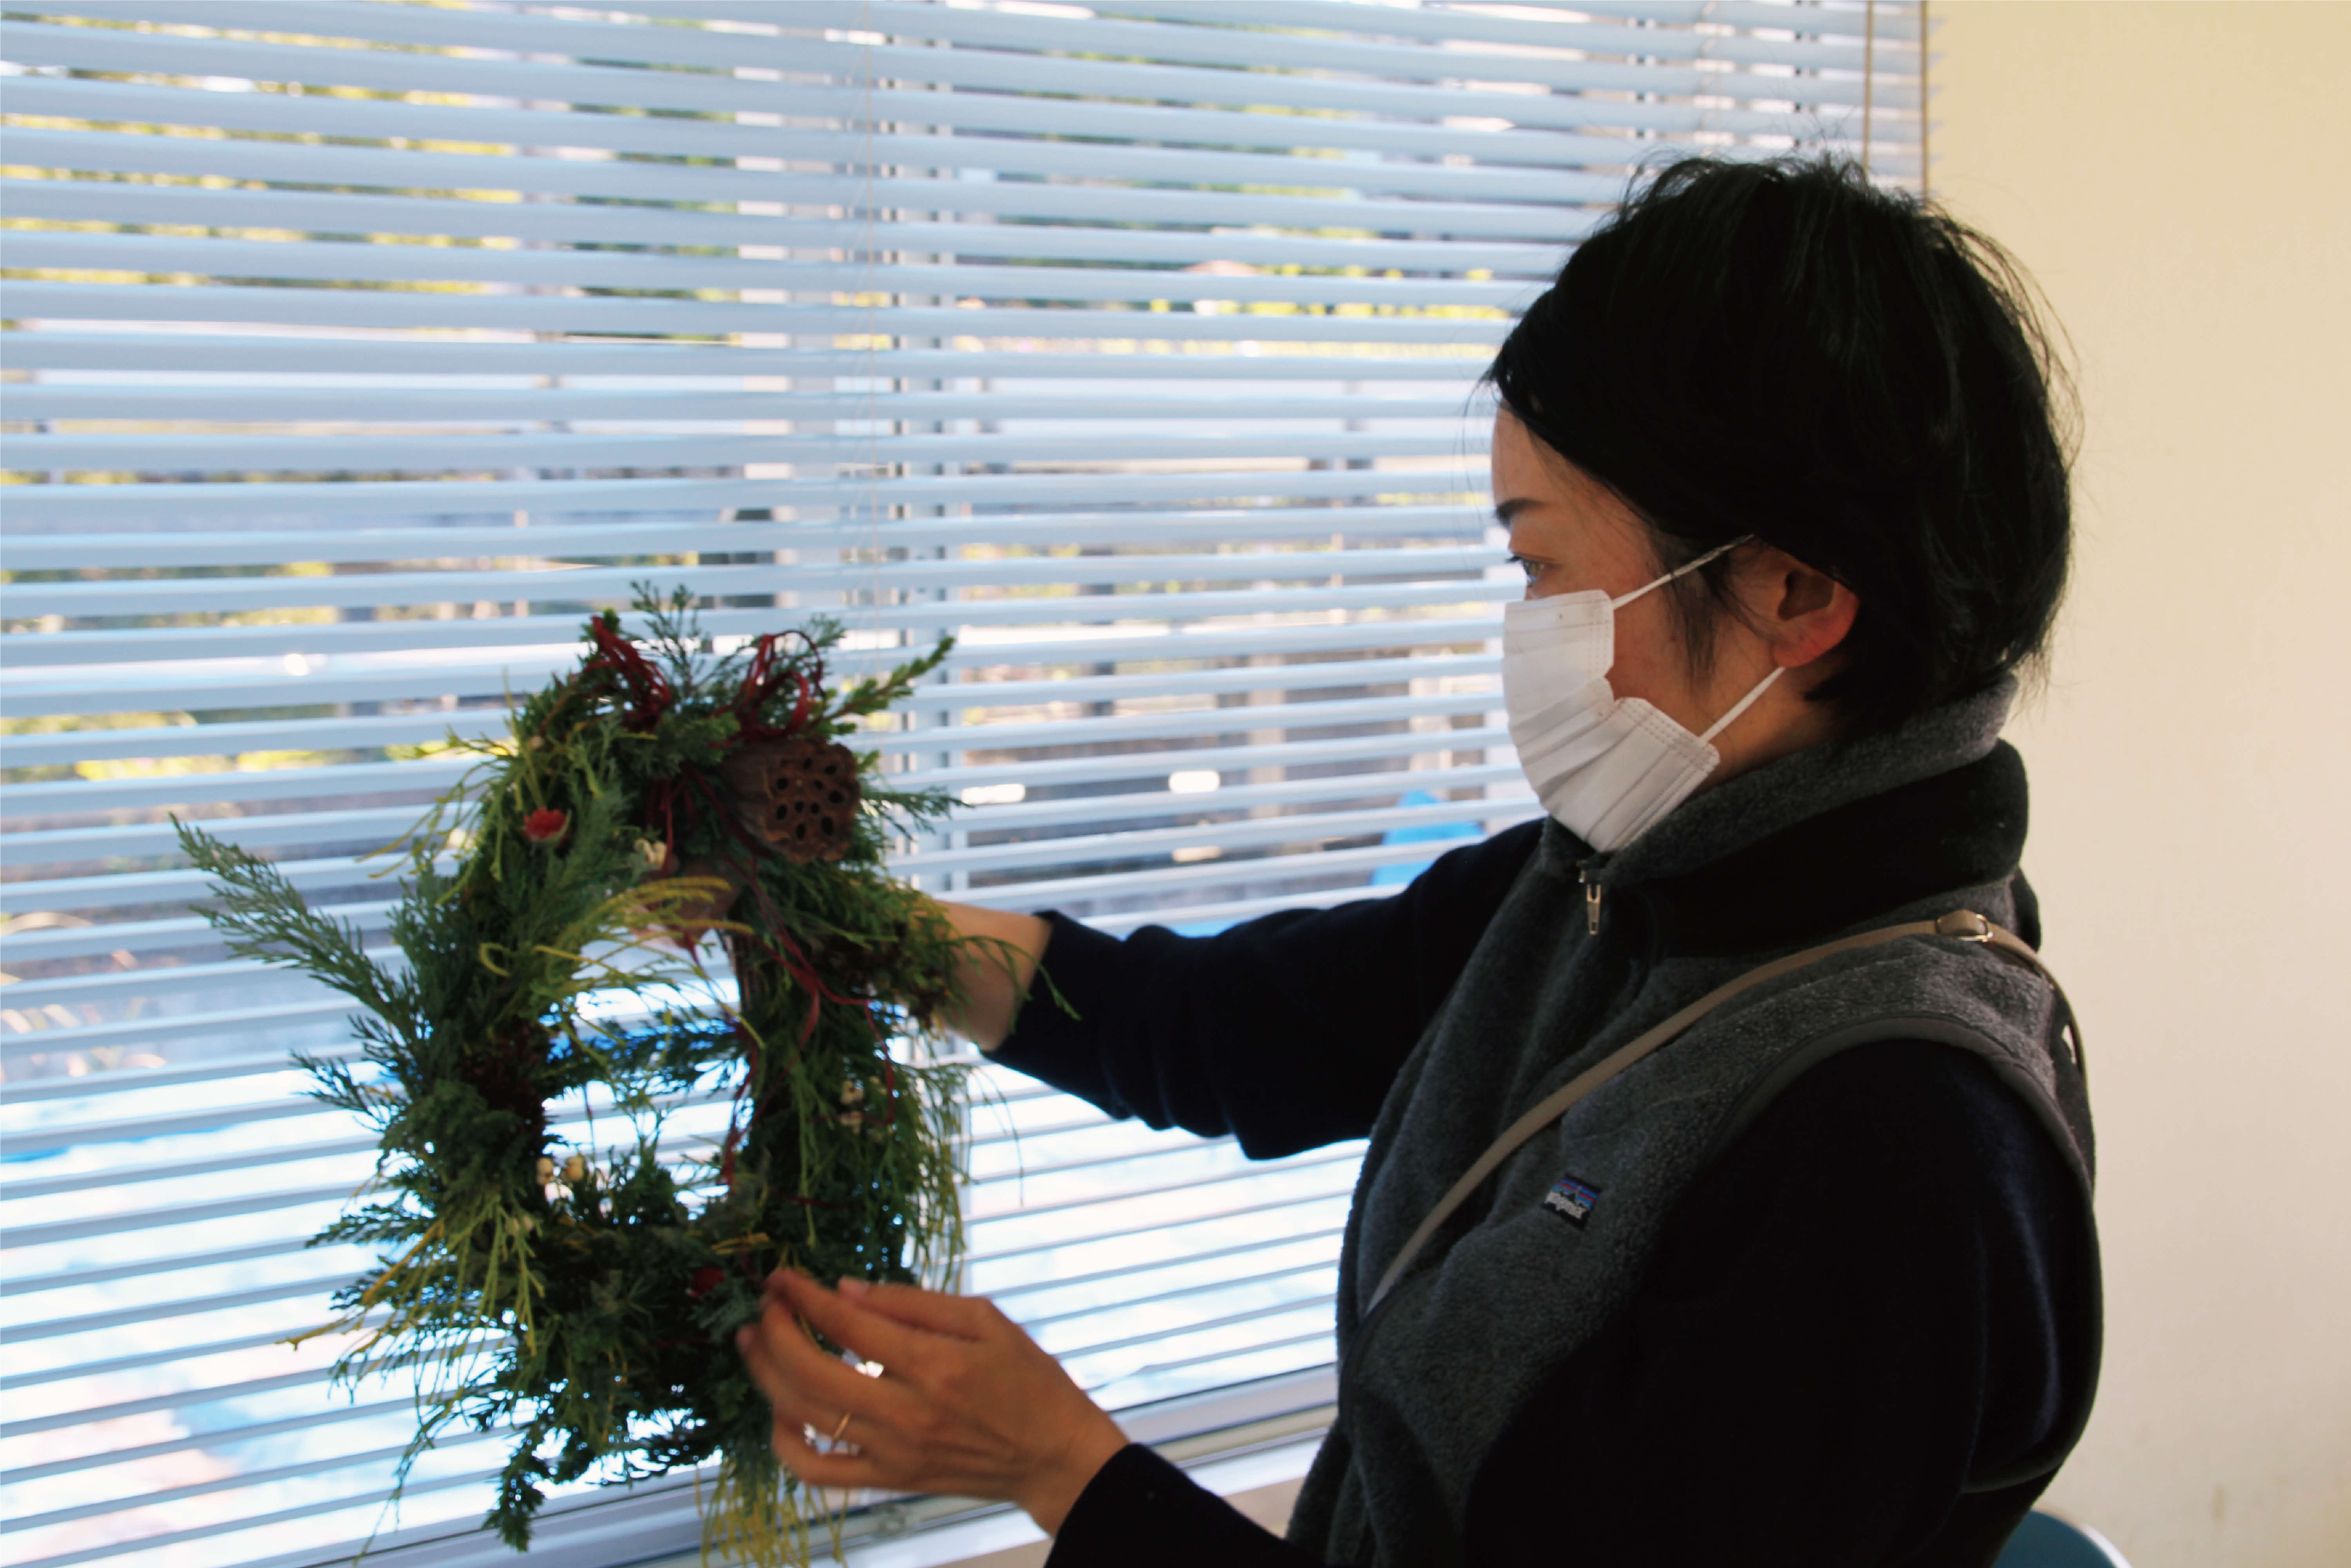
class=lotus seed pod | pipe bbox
[722,736,861,863]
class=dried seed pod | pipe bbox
[723,737,861,864]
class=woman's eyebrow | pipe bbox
[1493,497,1534,525]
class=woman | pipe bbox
[737,157,2101,1567]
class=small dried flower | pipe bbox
[521,808,568,845]
[837,1110,865,1131]
[839,1078,866,1107]
[561,1154,587,1185]
[526,734,546,752]
[687,1265,724,1300]
[636,838,669,870]
[536,1156,556,1185]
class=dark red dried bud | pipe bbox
[521,808,569,845]
[687,1265,724,1300]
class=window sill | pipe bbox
[269,1368,1335,1568]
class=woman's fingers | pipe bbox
[737,1299,921,1436]
[735,1301,807,1410]
[735,1267,1129,1530]
[742,1320,917,1477]
[770,1414,886,1492]
[769,1270,934,1370]
[838,1276,1004,1339]
[739,1323,843,1433]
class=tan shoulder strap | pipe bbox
[1364,909,2065,1313]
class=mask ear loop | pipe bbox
[1608,534,1756,609]
[1609,532,1781,742]
[1700,664,1786,743]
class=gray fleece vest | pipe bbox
[1286,685,2096,1567]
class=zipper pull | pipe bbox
[1580,868,1604,935]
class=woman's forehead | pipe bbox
[1492,416,1640,543]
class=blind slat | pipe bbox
[7,8,1916,114]
[9,765,1514,868]
[1,508,1488,568]
[5,233,1544,305]
[0,133,1621,212]
[4,1323,370,1391]
[1,466,1486,523]
[9,645,1497,723]
[0,282,1534,343]
[7,1467,499,1568]
[4,429,1479,481]
[0,733,1504,846]
[1109,0,1917,59]
[3,1431,510,1540]
[0,73,1672,172]
[0,184,1571,275]
[0,133,1610,237]
[0,686,1504,790]
[5,727,1511,823]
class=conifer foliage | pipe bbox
[177,589,990,1563]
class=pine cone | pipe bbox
[722,737,861,864]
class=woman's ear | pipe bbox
[1747,546,1859,671]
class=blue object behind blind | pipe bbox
[1372,790,1487,885]
[1995,1512,2135,1568]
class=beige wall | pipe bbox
[1933,5,2351,1565]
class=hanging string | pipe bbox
[858,1,887,640]
[1919,0,1933,198]
[1861,0,1877,180]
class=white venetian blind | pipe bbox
[0,4,1927,1566]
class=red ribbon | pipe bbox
[730,632,820,744]
[585,617,675,732]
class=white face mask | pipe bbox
[1501,536,1784,852]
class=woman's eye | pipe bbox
[1507,553,1543,584]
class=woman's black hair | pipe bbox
[1486,155,2075,737]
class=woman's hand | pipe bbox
[735,1269,1129,1535]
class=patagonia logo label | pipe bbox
[1542,1174,1602,1228]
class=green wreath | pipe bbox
[178,589,1013,1564]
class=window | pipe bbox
[0,4,1923,1564]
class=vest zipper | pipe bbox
[1580,866,1604,935]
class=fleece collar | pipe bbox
[1536,679,2030,958]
